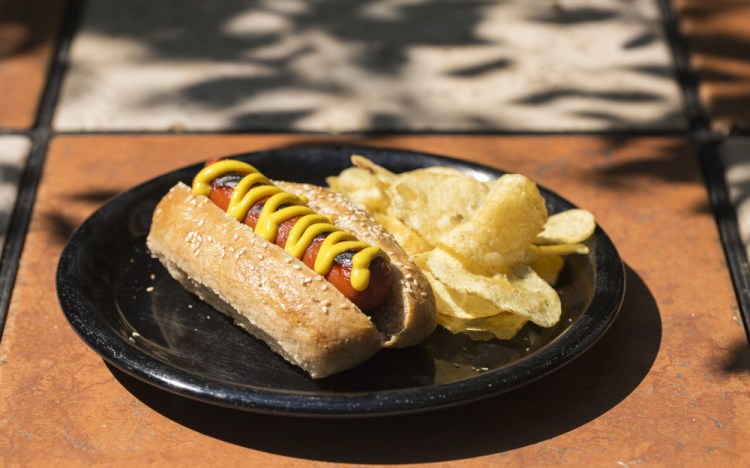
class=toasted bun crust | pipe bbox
[147,182,436,378]
[276,181,437,347]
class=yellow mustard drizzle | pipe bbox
[191,160,386,291]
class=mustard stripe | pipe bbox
[192,160,259,196]
[285,216,337,258]
[192,160,388,290]
[228,184,277,222]
[255,192,303,242]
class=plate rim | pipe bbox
[56,145,625,417]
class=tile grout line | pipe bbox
[0,0,86,341]
[658,0,750,344]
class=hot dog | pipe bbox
[147,160,437,378]
[202,160,392,311]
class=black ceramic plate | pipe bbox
[57,146,624,417]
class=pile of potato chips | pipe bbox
[327,156,596,341]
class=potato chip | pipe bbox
[409,166,471,177]
[535,209,595,245]
[389,169,489,245]
[373,210,433,255]
[427,247,561,327]
[325,167,389,214]
[411,251,430,271]
[529,254,564,285]
[325,158,598,342]
[351,154,398,185]
[437,174,547,274]
[437,312,527,341]
[529,243,589,256]
[425,271,502,319]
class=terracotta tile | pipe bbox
[54,0,685,132]
[676,0,750,133]
[0,135,745,465]
[0,0,67,129]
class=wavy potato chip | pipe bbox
[410,166,471,177]
[325,167,389,213]
[437,174,547,274]
[389,169,489,245]
[425,271,502,319]
[437,312,528,341]
[351,154,397,185]
[373,210,433,255]
[411,251,430,271]
[529,243,589,256]
[326,156,598,342]
[427,260,526,337]
[427,247,561,327]
[535,209,596,245]
[529,254,565,285]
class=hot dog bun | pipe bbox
[276,181,436,348]
[147,182,436,378]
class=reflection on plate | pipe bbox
[57,146,625,416]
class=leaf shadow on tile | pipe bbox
[689,32,750,133]
[78,0,501,131]
[515,136,710,214]
[721,337,750,374]
[44,189,121,246]
[599,139,693,177]
[45,212,78,245]
[586,138,706,185]
[678,2,750,132]
[528,5,618,26]
[509,3,685,131]
[627,64,676,79]
[0,0,65,59]
[0,161,22,184]
[515,89,665,106]
[62,0,690,131]
[0,210,9,236]
[108,265,659,463]
[623,30,660,50]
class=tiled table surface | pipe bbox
[1,0,750,465]
[54,0,686,132]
